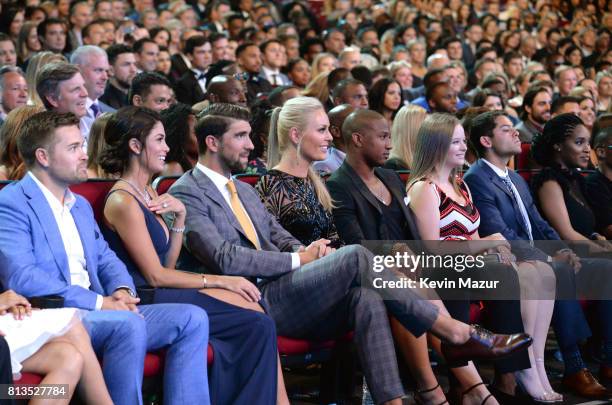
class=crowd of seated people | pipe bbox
[0,0,612,404]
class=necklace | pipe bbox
[118,178,152,204]
[368,178,388,205]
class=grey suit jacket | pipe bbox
[169,168,301,280]
[98,100,115,113]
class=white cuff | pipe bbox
[291,252,300,270]
[95,294,103,310]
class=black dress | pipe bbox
[255,169,341,247]
[102,190,278,405]
[531,167,597,238]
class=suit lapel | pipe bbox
[192,169,251,240]
[342,164,382,213]
[478,160,531,237]
[22,177,70,283]
[376,168,421,239]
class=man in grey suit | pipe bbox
[170,103,532,405]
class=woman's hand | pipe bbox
[148,194,186,219]
[206,276,262,303]
[495,245,517,265]
[0,290,31,319]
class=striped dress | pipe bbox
[432,178,480,240]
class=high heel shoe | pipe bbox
[515,375,559,404]
[447,382,494,405]
[414,383,448,405]
[535,358,563,403]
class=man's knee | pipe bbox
[339,244,373,274]
[171,304,209,339]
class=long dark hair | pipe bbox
[368,77,404,118]
[161,103,196,172]
[99,106,161,175]
[532,113,585,167]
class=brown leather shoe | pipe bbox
[441,324,532,366]
[600,365,612,384]
[562,369,612,399]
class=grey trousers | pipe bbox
[261,245,439,404]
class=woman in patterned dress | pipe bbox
[408,113,560,404]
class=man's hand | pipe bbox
[101,290,140,313]
[112,289,140,313]
[553,249,581,272]
[298,239,335,266]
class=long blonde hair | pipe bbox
[407,113,462,194]
[390,104,427,168]
[25,51,68,106]
[267,96,334,211]
[301,71,330,105]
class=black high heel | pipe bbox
[448,382,494,405]
[414,383,449,405]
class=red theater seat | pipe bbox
[235,174,261,186]
[14,373,43,385]
[152,175,180,195]
[277,336,336,356]
[397,170,410,184]
[70,179,116,223]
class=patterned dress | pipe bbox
[432,178,480,240]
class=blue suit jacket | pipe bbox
[0,175,135,310]
[463,159,567,259]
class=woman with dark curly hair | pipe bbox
[99,106,288,405]
[159,102,198,176]
[531,113,612,255]
[368,77,403,127]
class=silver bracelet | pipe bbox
[170,226,185,233]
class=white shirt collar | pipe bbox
[261,65,280,77]
[196,161,231,189]
[481,158,509,178]
[28,171,76,211]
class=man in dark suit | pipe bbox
[235,43,272,105]
[464,110,612,400]
[175,35,211,106]
[170,103,531,405]
[328,109,531,403]
[100,44,137,110]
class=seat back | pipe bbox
[397,170,410,185]
[235,173,261,186]
[70,179,116,223]
[152,175,180,195]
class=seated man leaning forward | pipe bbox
[0,111,210,405]
[170,101,533,405]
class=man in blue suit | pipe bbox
[0,111,210,405]
[464,110,612,400]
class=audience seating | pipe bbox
[152,175,181,195]
[234,173,261,186]
[69,179,117,223]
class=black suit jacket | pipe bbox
[170,54,191,84]
[99,83,129,110]
[246,74,273,105]
[326,162,421,244]
[175,71,206,106]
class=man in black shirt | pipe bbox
[586,129,612,239]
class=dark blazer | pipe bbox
[463,159,567,258]
[170,54,191,84]
[99,83,129,110]
[327,162,421,244]
[175,71,206,106]
[245,74,273,105]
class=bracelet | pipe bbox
[201,274,208,289]
[170,226,185,233]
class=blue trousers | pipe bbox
[82,303,209,405]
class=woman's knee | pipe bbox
[48,342,84,375]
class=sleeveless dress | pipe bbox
[432,178,481,240]
[102,190,278,405]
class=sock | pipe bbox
[562,345,586,376]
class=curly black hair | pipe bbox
[531,113,585,167]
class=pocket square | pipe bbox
[404,196,410,206]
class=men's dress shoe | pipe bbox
[600,364,612,383]
[562,369,612,399]
[441,324,532,366]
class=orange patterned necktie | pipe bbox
[226,180,261,249]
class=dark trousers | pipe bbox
[0,336,14,405]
